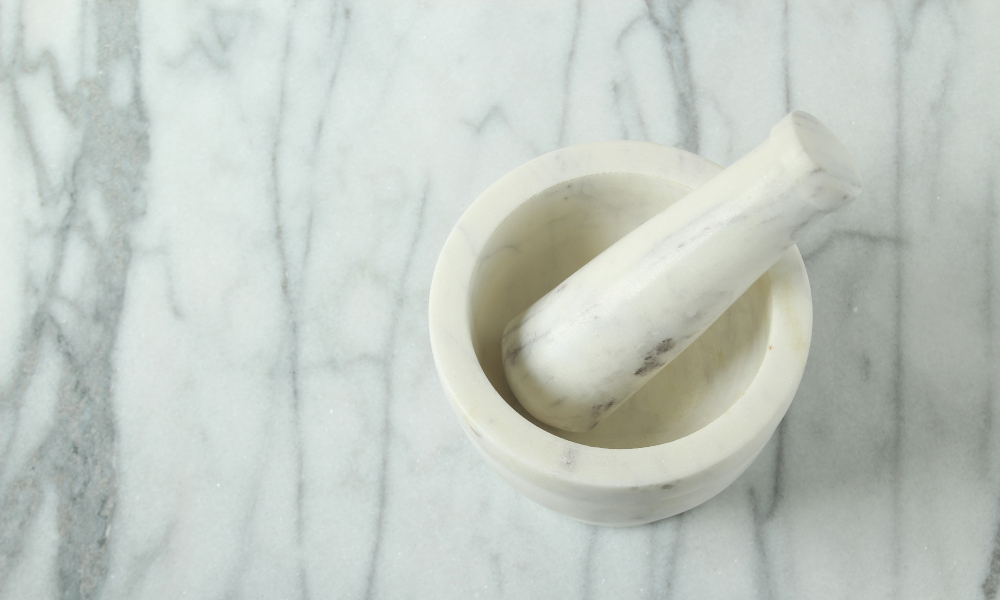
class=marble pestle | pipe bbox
[501,111,862,433]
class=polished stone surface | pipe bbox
[501,112,856,433]
[1,1,998,598]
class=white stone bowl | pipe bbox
[429,141,812,526]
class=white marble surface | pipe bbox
[0,0,997,598]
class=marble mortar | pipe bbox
[429,141,813,526]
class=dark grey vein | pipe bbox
[311,2,352,155]
[557,0,583,146]
[748,486,777,600]
[644,0,698,154]
[363,184,430,600]
[782,0,791,112]
[0,2,148,598]
[269,6,312,598]
[982,177,1000,600]
[580,526,597,600]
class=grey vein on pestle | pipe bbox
[501,111,863,433]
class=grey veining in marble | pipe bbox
[1,1,146,597]
[0,1,998,599]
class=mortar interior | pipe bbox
[470,173,772,449]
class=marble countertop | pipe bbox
[1,1,997,598]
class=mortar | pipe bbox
[429,141,812,526]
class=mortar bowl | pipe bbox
[429,141,812,526]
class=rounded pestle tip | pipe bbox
[776,111,863,211]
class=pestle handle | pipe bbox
[501,111,862,433]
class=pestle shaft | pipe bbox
[501,111,862,433]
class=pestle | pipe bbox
[501,111,862,433]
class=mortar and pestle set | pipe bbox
[429,112,861,526]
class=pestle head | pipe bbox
[501,111,862,433]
